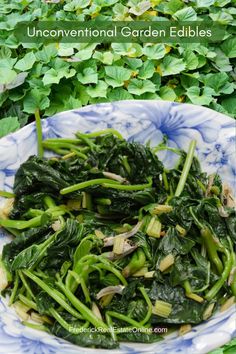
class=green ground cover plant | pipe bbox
[0,0,235,138]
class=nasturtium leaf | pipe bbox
[23,88,50,113]
[186,86,215,105]
[77,67,98,84]
[173,7,197,21]
[142,44,166,60]
[159,86,177,101]
[86,80,108,98]
[160,56,186,76]
[0,116,20,138]
[105,66,132,87]
[128,78,156,95]
[138,60,155,79]
[14,52,36,71]
[221,37,236,58]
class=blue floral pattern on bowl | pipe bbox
[0,100,235,354]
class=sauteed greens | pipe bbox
[0,129,235,349]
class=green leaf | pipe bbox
[15,52,36,71]
[0,117,20,138]
[63,96,82,110]
[186,86,215,105]
[0,46,11,59]
[128,78,156,95]
[35,44,58,63]
[77,67,98,84]
[43,68,61,85]
[124,58,143,70]
[0,58,17,69]
[23,88,50,113]
[74,44,97,61]
[212,49,232,72]
[183,51,199,70]
[86,80,108,98]
[159,86,176,101]
[107,87,133,101]
[93,51,114,65]
[202,72,234,96]
[43,60,76,85]
[128,0,151,16]
[57,44,74,57]
[160,56,186,76]
[210,10,233,24]
[138,61,155,79]
[221,37,236,58]
[0,68,17,85]
[111,43,142,57]
[196,0,214,7]
[64,0,90,11]
[4,72,28,91]
[173,7,197,21]
[142,44,166,60]
[221,97,236,116]
[166,0,184,14]
[105,66,132,87]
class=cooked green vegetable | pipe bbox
[0,129,235,349]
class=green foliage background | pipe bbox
[0,0,236,137]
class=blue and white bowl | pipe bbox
[0,100,235,354]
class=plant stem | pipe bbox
[106,311,144,328]
[35,109,44,158]
[22,270,83,319]
[103,177,152,191]
[18,270,35,300]
[22,321,49,332]
[139,287,152,325]
[8,273,19,306]
[18,294,38,311]
[205,248,232,300]
[105,312,117,341]
[0,190,15,198]
[60,178,120,195]
[77,129,123,140]
[175,140,196,197]
[56,278,109,330]
[49,307,87,334]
